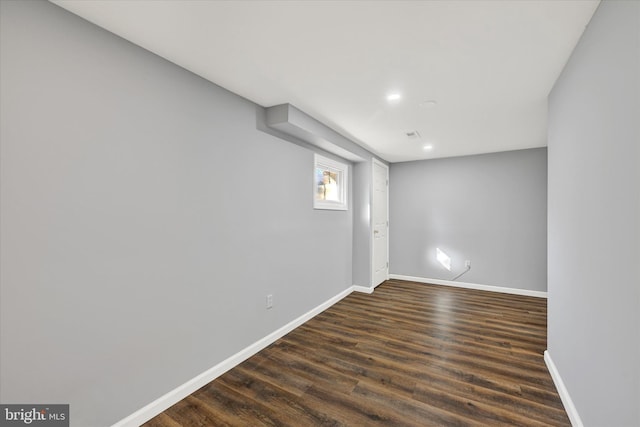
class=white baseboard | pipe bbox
[544,350,583,427]
[353,285,374,294]
[111,286,355,427]
[388,274,547,298]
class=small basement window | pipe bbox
[314,154,348,210]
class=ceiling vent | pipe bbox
[406,130,421,139]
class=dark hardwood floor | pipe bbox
[144,279,569,426]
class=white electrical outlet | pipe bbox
[465,260,471,268]
[266,294,273,309]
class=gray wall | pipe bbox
[547,1,640,425]
[0,1,360,425]
[389,148,547,292]
[257,104,382,289]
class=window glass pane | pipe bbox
[316,167,340,202]
[313,154,348,211]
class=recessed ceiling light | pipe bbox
[387,93,402,102]
[419,100,438,108]
[423,144,433,150]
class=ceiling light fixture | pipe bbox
[423,144,433,150]
[386,93,402,102]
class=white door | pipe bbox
[372,159,389,287]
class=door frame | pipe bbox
[371,157,389,287]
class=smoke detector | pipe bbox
[406,130,421,139]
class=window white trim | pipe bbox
[314,154,348,210]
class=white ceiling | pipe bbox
[51,0,599,162]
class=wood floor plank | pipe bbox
[143,413,184,427]
[212,369,336,426]
[143,279,570,426]
[234,356,313,398]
